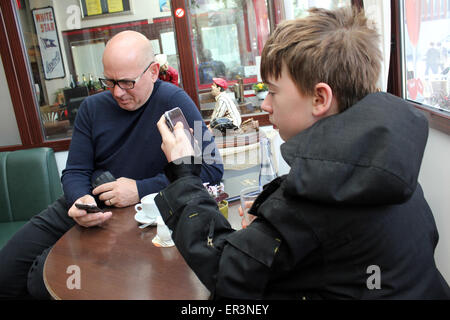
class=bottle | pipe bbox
[259,137,277,188]
[69,74,76,88]
[238,77,245,103]
[82,74,87,86]
[88,73,93,90]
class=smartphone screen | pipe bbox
[164,107,201,156]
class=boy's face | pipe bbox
[261,64,316,141]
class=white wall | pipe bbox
[418,127,450,283]
[54,150,68,177]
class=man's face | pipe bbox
[159,63,168,73]
[103,61,159,111]
[261,64,316,141]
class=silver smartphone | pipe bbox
[164,107,191,132]
[164,107,201,156]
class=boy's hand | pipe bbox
[157,115,194,163]
[238,201,257,229]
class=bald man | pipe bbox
[0,31,223,299]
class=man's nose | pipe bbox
[112,84,126,98]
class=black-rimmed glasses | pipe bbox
[99,61,154,90]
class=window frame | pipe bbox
[388,0,450,134]
[0,0,366,152]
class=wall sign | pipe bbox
[32,7,65,80]
[175,8,185,18]
[80,0,131,17]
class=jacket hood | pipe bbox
[280,92,429,205]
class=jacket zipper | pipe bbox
[207,216,215,248]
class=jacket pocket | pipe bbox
[215,223,281,299]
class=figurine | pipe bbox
[210,77,242,129]
[155,54,179,86]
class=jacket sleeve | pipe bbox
[155,159,283,299]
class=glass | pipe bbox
[190,0,270,120]
[401,1,450,113]
[99,61,154,90]
[259,137,277,187]
[240,185,262,225]
[14,0,180,141]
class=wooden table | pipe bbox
[43,201,241,300]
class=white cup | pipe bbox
[135,193,158,221]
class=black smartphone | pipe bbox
[75,203,103,213]
[164,107,201,156]
[91,171,116,189]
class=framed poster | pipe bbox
[32,7,65,80]
[80,0,132,17]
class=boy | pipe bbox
[156,7,450,299]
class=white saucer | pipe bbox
[134,211,157,225]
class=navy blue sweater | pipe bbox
[61,80,223,205]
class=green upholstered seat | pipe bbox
[0,147,63,249]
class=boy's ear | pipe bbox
[311,83,335,117]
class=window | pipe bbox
[282,0,351,20]
[190,0,270,122]
[0,0,365,152]
[14,0,180,141]
[400,0,450,114]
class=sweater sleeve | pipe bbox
[61,101,95,206]
[135,173,170,199]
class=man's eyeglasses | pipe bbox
[99,61,154,90]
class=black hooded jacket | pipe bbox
[155,92,450,299]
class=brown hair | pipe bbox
[261,7,381,112]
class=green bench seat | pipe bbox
[0,147,63,249]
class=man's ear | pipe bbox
[150,63,160,82]
[311,83,334,117]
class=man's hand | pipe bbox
[92,177,139,207]
[68,194,112,227]
[157,115,194,163]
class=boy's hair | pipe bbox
[261,7,381,112]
